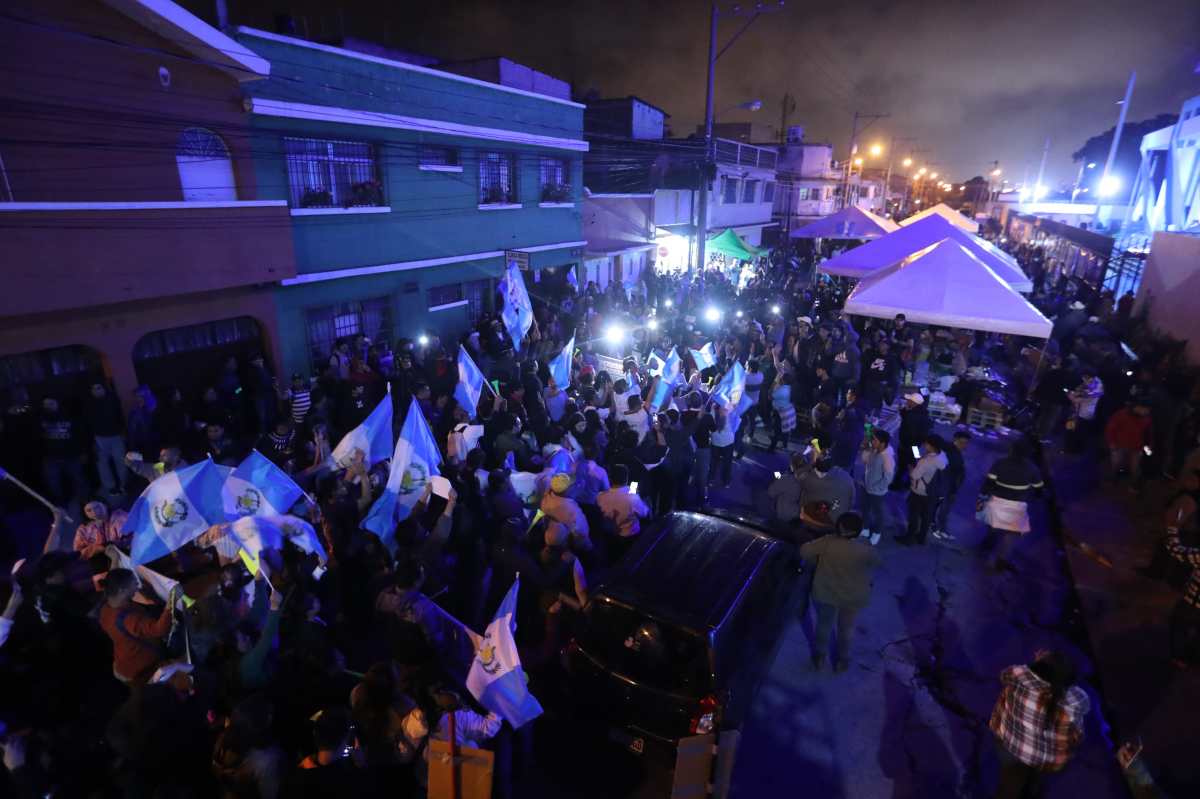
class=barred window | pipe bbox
[134,317,260,361]
[763,181,776,203]
[539,157,571,202]
[742,179,758,203]
[305,298,393,373]
[721,176,739,204]
[479,152,517,205]
[428,283,464,309]
[420,145,459,168]
[464,279,493,324]
[284,137,382,208]
[0,345,101,392]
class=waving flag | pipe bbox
[466,577,543,729]
[455,345,487,415]
[690,342,717,371]
[124,459,226,565]
[501,259,533,352]
[229,514,327,578]
[330,394,394,469]
[363,398,442,550]
[646,352,666,377]
[649,348,682,412]
[223,450,304,520]
[106,546,190,609]
[711,360,747,409]
[567,264,579,292]
[548,335,574,389]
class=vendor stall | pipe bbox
[899,202,980,233]
[789,205,899,240]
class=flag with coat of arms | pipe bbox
[466,576,543,729]
[330,393,394,469]
[548,335,574,390]
[501,259,534,352]
[454,344,488,415]
[222,450,305,520]
[363,397,442,551]
[649,348,682,412]
[124,459,226,565]
[690,342,717,371]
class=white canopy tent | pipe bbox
[843,239,1052,338]
[817,214,1034,292]
[900,202,979,233]
[789,205,899,240]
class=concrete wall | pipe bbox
[582,195,653,245]
[1135,231,1200,363]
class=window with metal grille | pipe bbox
[428,283,464,309]
[742,179,758,203]
[0,345,101,392]
[539,156,571,202]
[722,176,739,204]
[305,298,393,373]
[283,137,382,208]
[763,181,776,203]
[420,145,459,168]
[464,279,493,324]
[133,317,261,362]
[479,152,517,204]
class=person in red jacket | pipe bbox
[98,568,175,684]
[1105,401,1153,485]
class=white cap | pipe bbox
[1069,301,1085,310]
[904,392,925,406]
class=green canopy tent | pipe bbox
[706,228,764,261]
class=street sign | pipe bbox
[505,249,530,271]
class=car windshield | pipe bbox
[577,599,712,696]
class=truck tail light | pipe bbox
[689,694,720,735]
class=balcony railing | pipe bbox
[715,138,778,171]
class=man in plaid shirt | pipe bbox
[1166,526,1200,666]
[989,650,1090,797]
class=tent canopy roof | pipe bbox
[843,239,1052,339]
[818,214,1033,292]
[789,205,899,240]
[899,202,979,233]
[706,228,763,260]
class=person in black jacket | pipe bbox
[892,393,932,490]
[932,431,970,540]
[83,381,126,497]
[39,396,87,506]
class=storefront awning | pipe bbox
[706,228,763,261]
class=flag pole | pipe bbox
[0,467,73,522]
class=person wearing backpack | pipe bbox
[896,435,949,546]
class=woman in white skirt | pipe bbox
[980,440,1044,572]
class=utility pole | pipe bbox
[882,136,917,217]
[694,1,784,277]
[779,92,796,144]
[840,110,889,210]
[1033,138,1050,201]
[1099,71,1136,204]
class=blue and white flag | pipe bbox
[711,360,747,409]
[330,394,394,469]
[501,259,534,352]
[646,352,666,377]
[649,348,682,411]
[124,459,226,565]
[455,345,487,415]
[466,577,543,729]
[228,514,327,578]
[567,264,579,292]
[548,335,574,390]
[363,398,442,550]
[690,342,717,371]
[223,450,304,520]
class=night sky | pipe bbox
[232,0,1200,186]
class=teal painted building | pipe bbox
[233,28,587,376]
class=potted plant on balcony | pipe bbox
[300,188,334,208]
[348,180,384,208]
[541,183,572,203]
[481,187,513,206]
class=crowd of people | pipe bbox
[0,229,1195,798]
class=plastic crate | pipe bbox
[967,407,1006,430]
[928,405,961,425]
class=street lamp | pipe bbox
[990,168,1002,177]
[917,167,927,175]
[853,157,863,167]
[930,172,939,179]
[870,143,883,157]
[902,157,913,167]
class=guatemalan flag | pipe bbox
[330,393,394,469]
[650,348,682,411]
[711,359,747,409]
[466,577,543,729]
[690,342,717,371]
[363,398,442,551]
[124,459,226,565]
[454,345,487,415]
[548,335,574,389]
[222,450,305,520]
[501,259,533,352]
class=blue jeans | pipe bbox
[862,492,889,534]
[94,434,127,493]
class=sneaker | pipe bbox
[931,529,955,541]
[869,532,882,546]
[858,529,872,540]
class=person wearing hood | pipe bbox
[799,456,857,525]
[829,328,862,404]
[1051,300,1089,352]
[896,435,949,546]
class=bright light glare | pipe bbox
[1098,175,1122,198]
[1034,184,1049,200]
[664,299,673,308]
[917,167,927,175]
[417,335,429,346]
[854,157,863,166]
[604,324,625,346]
[930,172,939,179]
[736,310,744,318]
[704,306,721,322]
[771,305,781,315]
[870,143,883,156]
[1087,162,1097,169]
[991,168,1002,177]
[902,158,913,167]
[647,319,659,331]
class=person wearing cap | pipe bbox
[897,435,949,546]
[540,473,592,552]
[892,392,931,490]
[799,512,881,672]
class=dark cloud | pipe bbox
[236,0,1200,184]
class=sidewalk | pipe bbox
[1047,446,1200,795]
